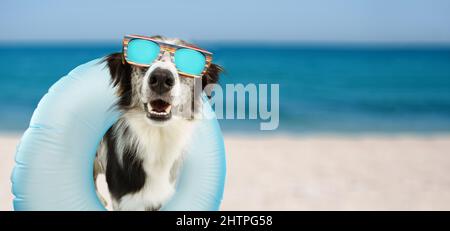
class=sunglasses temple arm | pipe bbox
[121,46,126,65]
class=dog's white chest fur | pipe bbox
[118,165,173,211]
[117,162,174,211]
[111,112,193,211]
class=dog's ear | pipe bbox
[103,53,132,96]
[202,63,223,90]
[103,53,133,108]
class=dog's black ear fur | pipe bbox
[103,53,132,107]
[202,63,223,90]
[104,53,131,92]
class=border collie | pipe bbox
[94,35,222,211]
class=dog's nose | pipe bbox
[149,68,175,94]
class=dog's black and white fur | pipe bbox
[94,36,222,211]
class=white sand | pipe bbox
[2,134,450,211]
[0,135,18,211]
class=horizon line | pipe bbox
[1,39,450,49]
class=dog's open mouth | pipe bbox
[145,99,172,121]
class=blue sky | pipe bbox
[1,0,450,43]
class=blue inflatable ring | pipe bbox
[11,58,226,211]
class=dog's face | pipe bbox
[105,36,222,126]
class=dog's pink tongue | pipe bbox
[150,100,170,112]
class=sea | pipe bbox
[1,42,450,135]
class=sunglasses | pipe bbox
[122,35,212,78]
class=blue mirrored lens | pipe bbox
[174,48,206,75]
[126,39,160,65]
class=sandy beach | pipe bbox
[2,134,450,211]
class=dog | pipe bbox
[94,35,222,211]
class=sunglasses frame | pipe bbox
[122,34,213,78]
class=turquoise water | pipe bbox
[1,43,450,134]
